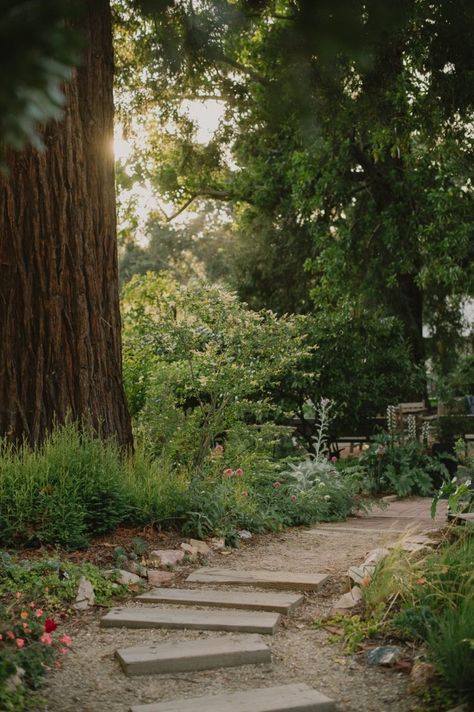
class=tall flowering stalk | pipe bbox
[312,398,334,461]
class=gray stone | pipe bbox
[73,576,95,610]
[129,683,336,712]
[116,634,271,676]
[186,567,328,591]
[366,646,402,666]
[238,529,253,539]
[149,550,185,567]
[347,564,375,584]
[363,548,390,566]
[100,606,280,634]
[387,541,428,553]
[331,586,362,612]
[136,587,304,614]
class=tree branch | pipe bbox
[217,54,272,87]
[165,189,234,222]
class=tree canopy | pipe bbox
[114,0,474,369]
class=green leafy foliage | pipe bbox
[0,1,82,155]
[363,534,474,703]
[121,273,310,469]
[0,424,130,548]
[114,0,474,376]
[357,433,449,497]
[0,554,129,711]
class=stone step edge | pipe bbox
[100,606,281,635]
[186,567,329,591]
[136,587,304,614]
[129,682,335,712]
[116,634,271,676]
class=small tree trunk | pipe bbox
[0,0,133,447]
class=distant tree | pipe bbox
[114,0,474,371]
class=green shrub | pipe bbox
[356,433,449,497]
[0,424,130,548]
[272,305,422,443]
[364,534,474,703]
[121,273,310,471]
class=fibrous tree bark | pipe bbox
[0,0,133,447]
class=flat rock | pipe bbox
[188,538,211,555]
[186,567,328,591]
[149,550,185,567]
[73,576,95,610]
[100,606,280,634]
[129,683,336,712]
[208,537,226,550]
[332,586,362,613]
[387,541,428,553]
[116,634,271,676]
[136,587,304,614]
[347,564,375,584]
[179,543,199,559]
[408,661,438,693]
[363,548,390,566]
[105,569,142,585]
[147,570,175,587]
[367,645,402,666]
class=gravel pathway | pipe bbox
[41,499,443,712]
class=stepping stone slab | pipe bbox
[129,683,335,712]
[136,587,304,614]
[186,567,328,591]
[116,634,271,676]
[100,606,280,634]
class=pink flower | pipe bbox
[35,608,44,618]
[59,647,69,655]
[241,490,248,497]
[0,634,3,640]
[235,468,244,477]
[40,633,53,645]
[331,456,337,463]
[223,468,234,477]
[212,444,224,455]
[291,495,297,502]
[15,592,21,599]
[15,638,25,649]
[6,631,15,640]
[59,635,73,647]
[273,481,281,489]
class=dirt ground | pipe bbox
[40,498,446,712]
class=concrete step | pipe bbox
[186,567,328,591]
[136,587,304,614]
[129,683,335,712]
[116,634,271,676]
[101,606,280,634]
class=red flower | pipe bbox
[44,618,58,633]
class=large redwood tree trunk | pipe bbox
[0,0,133,447]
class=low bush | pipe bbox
[363,534,474,704]
[0,424,130,549]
